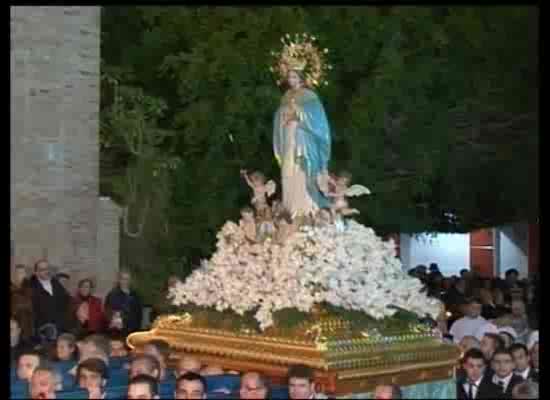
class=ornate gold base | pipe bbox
[127,313,460,395]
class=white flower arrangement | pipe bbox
[169,219,442,330]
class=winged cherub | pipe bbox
[317,171,371,219]
[240,169,277,218]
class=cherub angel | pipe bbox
[240,169,277,218]
[239,207,258,243]
[274,210,298,244]
[317,171,370,219]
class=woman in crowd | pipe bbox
[71,279,105,336]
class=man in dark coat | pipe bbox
[29,259,73,336]
[489,349,525,399]
[457,349,502,400]
[104,270,143,333]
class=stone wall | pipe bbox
[10,7,113,293]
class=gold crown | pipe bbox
[270,33,332,88]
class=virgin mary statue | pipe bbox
[272,34,332,217]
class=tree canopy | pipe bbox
[99,6,538,298]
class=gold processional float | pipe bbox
[128,32,460,396]
[127,307,459,395]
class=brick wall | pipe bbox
[11,7,110,292]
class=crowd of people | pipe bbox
[11,259,539,399]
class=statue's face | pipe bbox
[287,70,303,89]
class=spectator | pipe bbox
[374,384,402,399]
[67,334,110,376]
[16,350,44,383]
[492,288,511,316]
[30,365,62,400]
[144,339,171,381]
[175,372,207,399]
[507,300,530,343]
[240,371,269,400]
[504,269,522,303]
[55,333,77,362]
[479,288,502,320]
[457,349,501,400]
[528,341,538,374]
[288,364,326,400]
[11,315,33,362]
[491,349,524,398]
[77,357,108,399]
[71,279,105,335]
[105,310,129,337]
[104,270,143,333]
[443,279,468,313]
[55,273,71,293]
[29,260,72,336]
[458,336,480,354]
[152,275,181,320]
[449,298,488,344]
[510,344,538,382]
[109,333,129,358]
[128,374,160,400]
[481,333,505,364]
[498,327,518,349]
[176,355,202,377]
[130,354,161,380]
[511,381,539,399]
[11,264,34,340]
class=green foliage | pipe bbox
[100,6,538,297]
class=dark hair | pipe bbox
[83,334,111,356]
[462,348,486,364]
[78,278,94,289]
[509,343,529,357]
[499,331,515,346]
[505,269,519,277]
[109,332,128,345]
[77,357,109,382]
[128,374,159,397]
[145,339,171,363]
[512,381,539,399]
[56,273,70,280]
[492,348,513,361]
[484,333,505,350]
[176,372,207,392]
[460,269,468,275]
[288,364,314,383]
[466,297,483,305]
[132,354,161,376]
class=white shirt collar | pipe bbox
[516,367,530,380]
[463,376,483,399]
[493,373,514,390]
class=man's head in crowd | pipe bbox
[462,349,487,383]
[35,260,51,281]
[127,374,160,400]
[56,333,77,361]
[491,349,516,379]
[459,336,480,354]
[79,334,110,363]
[374,384,402,400]
[505,269,519,286]
[13,263,28,286]
[77,358,108,399]
[118,270,132,293]
[11,316,22,348]
[464,297,483,319]
[510,343,531,373]
[455,278,467,294]
[175,372,207,400]
[288,364,316,400]
[130,354,161,380]
[176,355,202,377]
[512,381,539,399]
[481,333,504,362]
[240,371,269,400]
[144,339,171,379]
[530,342,539,370]
[511,300,527,319]
[109,333,129,358]
[499,330,516,349]
[30,365,61,400]
[17,350,43,382]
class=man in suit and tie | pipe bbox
[490,349,524,399]
[457,349,502,399]
[510,344,538,382]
